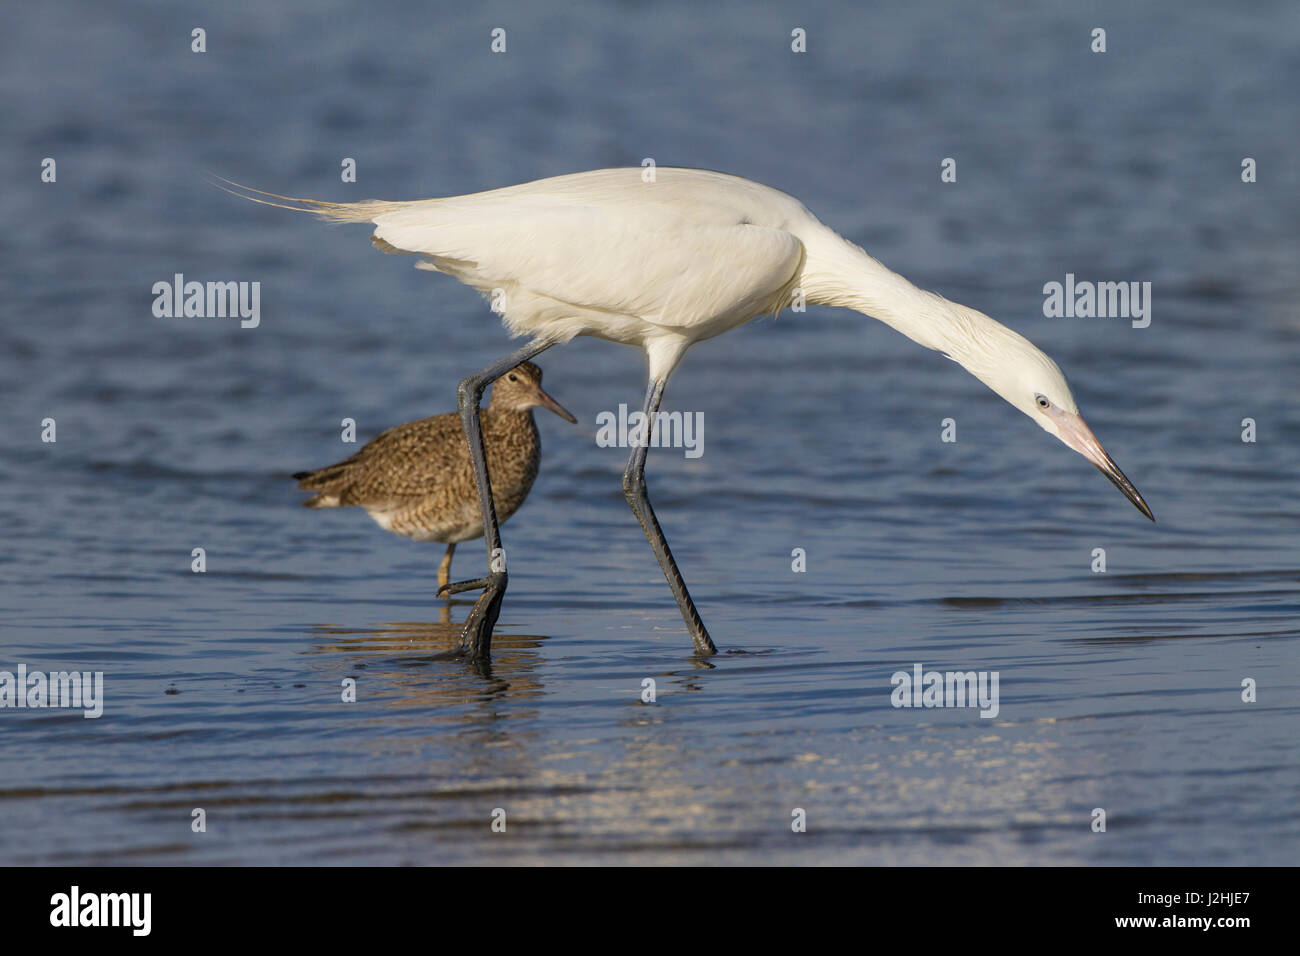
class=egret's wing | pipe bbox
[369,199,804,330]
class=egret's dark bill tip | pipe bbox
[1094,459,1154,522]
[1124,485,1155,523]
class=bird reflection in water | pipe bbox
[307,615,550,688]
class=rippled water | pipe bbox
[2,0,1298,864]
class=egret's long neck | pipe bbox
[798,228,985,363]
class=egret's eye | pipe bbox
[508,374,518,382]
[1035,394,1051,409]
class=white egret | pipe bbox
[220,167,1153,662]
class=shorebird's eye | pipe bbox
[1035,394,1051,409]
[508,373,518,382]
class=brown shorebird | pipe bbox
[293,362,576,593]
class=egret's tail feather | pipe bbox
[207,175,411,224]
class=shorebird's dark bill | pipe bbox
[535,387,578,424]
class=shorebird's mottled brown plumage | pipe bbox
[293,362,576,590]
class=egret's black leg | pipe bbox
[623,378,717,656]
[438,575,492,597]
[450,338,555,661]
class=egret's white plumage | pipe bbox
[223,166,1152,658]
[227,168,1082,420]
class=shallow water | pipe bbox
[2,0,1298,864]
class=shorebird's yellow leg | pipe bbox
[437,543,455,594]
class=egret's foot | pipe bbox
[437,576,491,598]
[457,571,507,662]
[690,626,718,657]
